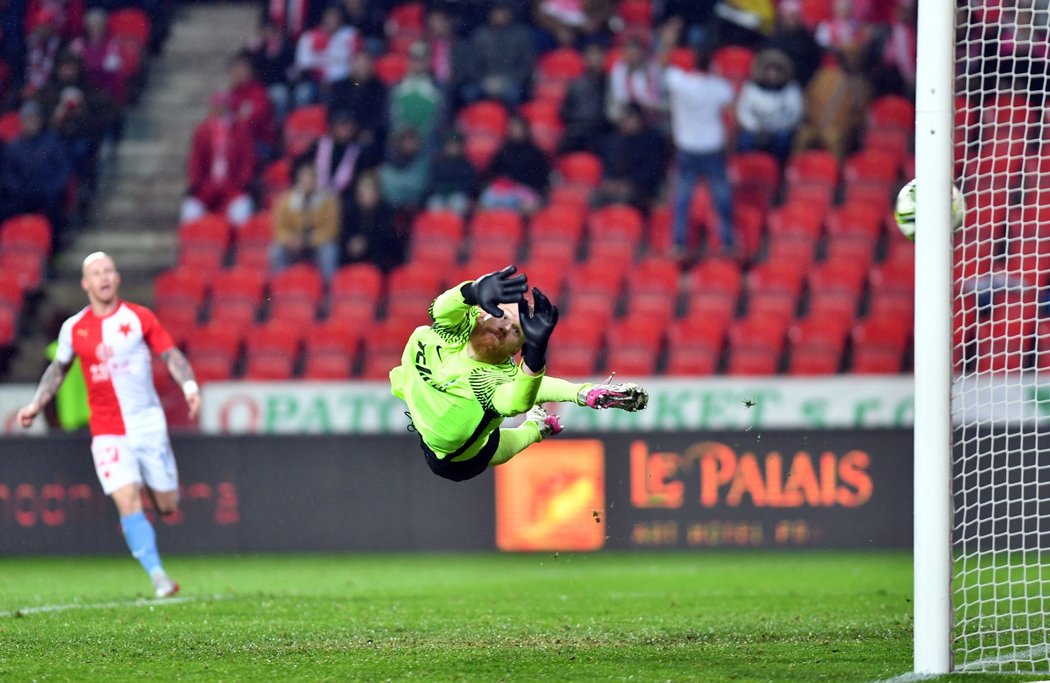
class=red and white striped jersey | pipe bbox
[55,300,176,437]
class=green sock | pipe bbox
[490,423,542,467]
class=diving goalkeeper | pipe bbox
[389,265,648,482]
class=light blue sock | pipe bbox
[120,511,163,576]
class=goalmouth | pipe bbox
[916,0,1050,673]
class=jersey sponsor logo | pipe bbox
[95,342,114,362]
[414,340,453,392]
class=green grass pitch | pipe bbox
[0,551,1043,682]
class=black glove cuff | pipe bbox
[461,282,479,306]
[522,343,546,373]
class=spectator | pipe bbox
[464,1,534,107]
[389,42,443,144]
[245,21,297,122]
[0,100,71,228]
[870,1,916,96]
[595,103,666,210]
[815,0,865,54]
[735,48,803,162]
[657,0,717,50]
[181,92,255,226]
[37,51,117,189]
[480,113,549,214]
[559,42,610,152]
[263,0,321,41]
[607,36,663,123]
[709,0,775,48]
[793,43,871,159]
[70,9,127,106]
[426,130,478,215]
[341,171,403,272]
[425,9,471,104]
[377,127,431,212]
[338,0,385,56]
[533,0,616,49]
[294,5,360,105]
[764,0,822,85]
[270,159,341,282]
[303,109,378,198]
[328,51,387,148]
[228,52,277,161]
[25,0,85,43]
[659,22,735,257]
[24,7,62,96]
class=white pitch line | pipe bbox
[0,594,224,617]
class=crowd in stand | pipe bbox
[176,0,919,283]
[0,0,172,244]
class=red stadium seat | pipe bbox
[556,152,603,190]
[534,48,585,103]
[711,46,754,90]
[471,209,524,245]
[826,203,884,246]
[178,214,230,273]
[232,212,273,270]
[108,8,150,46]
[844,149,899,190]
[530,203,586,250]
[284,105,328,158]
[726,347,780,376]
[824,235,876,271]
[153,267,209,310]
[519,99,564,155]
[268,264,323,324]
[243,354,295,380]
[302,321,360,379]
[457,101,508,137]
[667,317,727,375]
[800,0,832,27]
[807,261,867,299]
[208,268,266,327]
[187,324,242,364]
[868,95,915,132]
[765,238,816,270]
[767,202,825,246]
[386,2,425,53]
[683,257,742,319]
[617,0,652,27]
[728,151,780,211]
[667,47,695,71]
[329,263,384,324]
[261,158,292,207]
[0,214,51,257]
[786,149,839,189]
[302,352,353,380]
[0,111,20,142]
[605,346,658,375]
[0,306,16,346]
[588,204,644,246]
[189,355,235,383]
[547,345,599,377]
[728,316,789,356]
[373,52,409,86]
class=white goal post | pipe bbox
[917,0,1050,673]
[913,0,955,672]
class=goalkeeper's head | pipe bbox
[470,304,525,365]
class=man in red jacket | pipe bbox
[180,91,255,226]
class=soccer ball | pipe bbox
[893,178,966,241]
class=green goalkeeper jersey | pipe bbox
[389,283,584,461]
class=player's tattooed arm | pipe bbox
[32,359,71,408]
[160,348,196,387]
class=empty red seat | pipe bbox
[844,149,899,190]
[471,209,524,245]
[208,268,266,327]
[302,321,359,378]
[0,271,24,315]
[826,203,884,245]
[589,204,644,246]
[0,111,20,142]
[373,52,408,85]
[269,264,323,324]
[786,149,839,189]
[302,352,352,379]
[0,214,51,257]
[683,257,742,318]
[726,347,780,375]
[530,203,586,252]
[108,8,150,46]
[556,152,603,190]
[0,306,16,346]
[519,99,564,155]
[868,95,915,132]
[711,45,754,89]
[178,214,230,273]
[767,202,825,246]
[606,346,658,375]
[189,355,235,383]
[457,100,508,138]
[824,235,876,270]
[807,261,867,299]
[233,212,274,270]
[328,263,383,322]
[567,259,624,301]
[187,324,242,363]
[534,48,585,103]
[154,267,209,310]
[284,105,328,158]
[729,151,780,211]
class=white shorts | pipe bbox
[90,432,179,496]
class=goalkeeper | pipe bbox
[389,265,648,482]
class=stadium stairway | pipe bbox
[7,2,258,381]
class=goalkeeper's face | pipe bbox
[470,305,525,364]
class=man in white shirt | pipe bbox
[660,20,736,258]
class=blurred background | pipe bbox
[0,0,933,554]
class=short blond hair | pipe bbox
[82,251,114,274]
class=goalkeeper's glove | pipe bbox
[461,265,528,318]
[519,287,559,372]
[578,374,649,412]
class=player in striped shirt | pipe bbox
[17,252,199,597]
[390,266,648,482]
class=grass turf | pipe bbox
[0,551,1044,682]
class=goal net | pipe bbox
[951,0,1050,672]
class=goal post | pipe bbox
[913,0,956,673]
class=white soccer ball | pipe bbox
[893,178,966,241]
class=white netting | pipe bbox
[952,0,1050,672]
